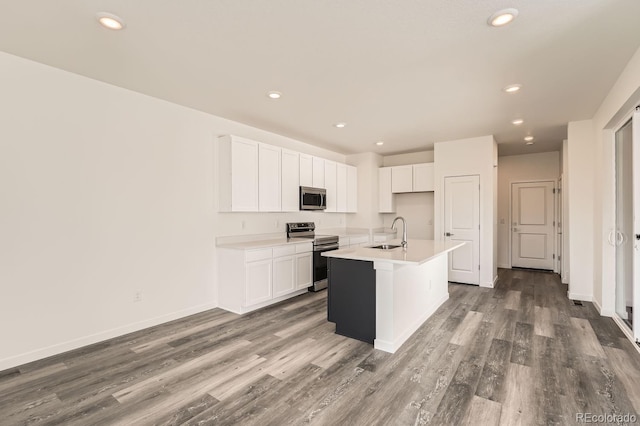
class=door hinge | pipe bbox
[553,220,555,226]
[552,188,556,194]
[553,254,555,259]
[478,265,480,270]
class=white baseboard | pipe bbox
[591,298,615,317]
[0,302,217,372]
[497,263,510,269]
[612,315,640,356]
[374,293,449,353]
[568,292,593,302]
[480,275,498,289]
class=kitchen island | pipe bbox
[323,239,464,353]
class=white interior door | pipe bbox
[511,181,555,270]
[444,175,480,285]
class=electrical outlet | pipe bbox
[133,291,143,303]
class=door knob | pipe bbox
[513,228,519,232]
[445,232,454,237]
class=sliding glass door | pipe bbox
[614,107,640,341]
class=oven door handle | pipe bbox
[315,243,340,251]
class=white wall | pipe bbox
[382,193,434,239]
[567,120,596,301]
[0,51,349,370]
[497,152,560,268]
[562,139,570,284]
[382,151,434,166]
[434,135,498,287]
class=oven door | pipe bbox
[313,243,339,290]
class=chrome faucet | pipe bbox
[391,216,408,248]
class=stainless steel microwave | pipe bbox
[300,186,326,210]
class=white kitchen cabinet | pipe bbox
[347,165,358,212]
[245,258,273,307]
[299,154,313,187]
[379,167,395,213]
[324,160,337,212]
[258,144,281,212]
[336,163,348,212]
[273,254,296,298]
[296,252,313,289]
[218,241,312,314]
[312,157,325,188]
[391,165,413,193]
[281,149,300,211]
[218,135,259,212]
[412,163,434,192]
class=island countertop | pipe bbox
[322,239,465,265]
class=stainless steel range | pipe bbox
[286,222,339,291]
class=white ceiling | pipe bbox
[1,0,640,156]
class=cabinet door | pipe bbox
[347,165,358,212]
[245,259,272,306]
[296,253,312,290]
[378,167,395,213]
[324,160,337,212]
[412,163,434,192]
[391,165,413,193]
[336,163,348,212]
[273,255,296,297]
[299,154,313,187]
[282,149,300,212]
[258,144,281,212]
[231,137,259,211]
[312,157,325,188]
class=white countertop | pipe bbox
[217,237,311,250]
[322,239,465,265]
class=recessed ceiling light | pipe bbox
[488,8,519,27]
[334,122,346,128]
[96,12,125,30]
[267,91,282,99]
[376,141,384,146]
[503,84,522,93]
[525,141,535,145]
[524,136,534,142]
[511,118,524,125]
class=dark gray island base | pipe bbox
[327,258,376,344]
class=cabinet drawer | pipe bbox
[295,242,313,253]
[273,245,296,258]
[245,248,272,262]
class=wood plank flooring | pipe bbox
[1,269,640,425]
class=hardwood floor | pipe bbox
[1,269,639,425]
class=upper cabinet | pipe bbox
[347,165,357,213]
[281,149,300,212]
[218,135,358,213]
[391,165,413,193]
[299,154,313,187]
[324,160,337,212]
[379,162,434,213]
[258,144,282,212]
[412,163,434,192]
[379,167,395,213]
[390,163,434,193]
[218,135,259,212]
[312,157,325,188]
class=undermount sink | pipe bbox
[370,244,402,250]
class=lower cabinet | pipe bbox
[296,252,313,289]
[245,259,273,306]
[218,242,313,314]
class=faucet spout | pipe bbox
[391,216,408,248]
